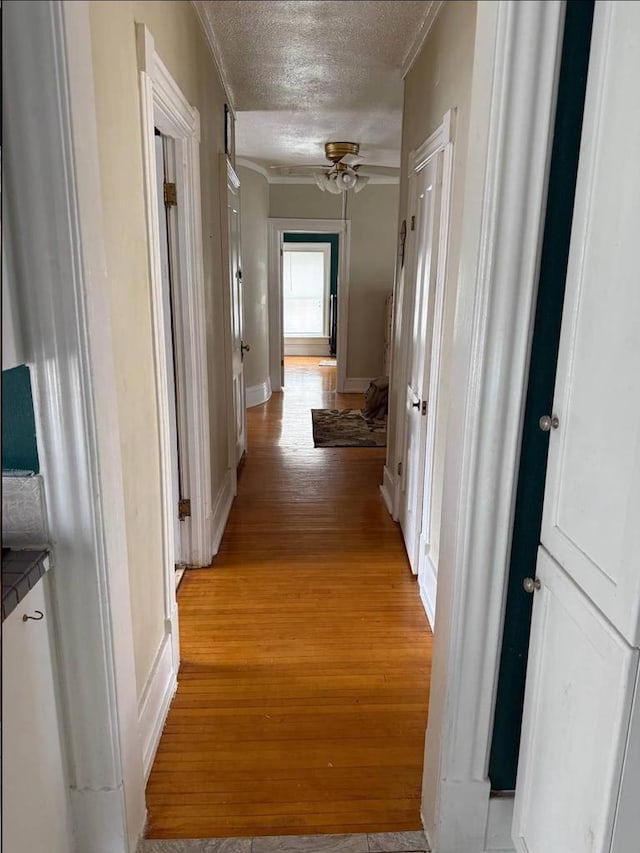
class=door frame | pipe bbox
[137,24,213,576]
[268,217,352,392]
[3,1,146,848]
[420,2,565,850]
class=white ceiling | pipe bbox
[195,1,434,172]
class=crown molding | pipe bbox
[191,0,235,111]
[235,157,271,180]
[401,0,445,78]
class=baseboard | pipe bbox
[343,377,371,393]
[284,337,330,356]
[138,634,177,782]
[485,795,516,851]
[246,377,272,408]
[381,465,396,517]
[71,787,141,853]
[210,469,234,556]
[419,551,437,631]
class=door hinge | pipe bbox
[410,215,416,231]
[422,400,427,416]
[178,498,191,520]
[280,246,284,256]
[164,181,177,207]
[397,461,403,476]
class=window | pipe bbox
[283,243,331,338]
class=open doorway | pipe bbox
[154,129,186,585]
[268,218,351,393]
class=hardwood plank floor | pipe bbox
[146,357,432,838]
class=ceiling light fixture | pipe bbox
[314,142,370,194]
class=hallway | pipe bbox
[146,358,432,839]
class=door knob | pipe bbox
[240,342,251,353]
[411,400,420,409]
[539,414,559,432]
[523,577,541,593]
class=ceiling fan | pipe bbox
[314,142,369,194]
[271,142,371,194]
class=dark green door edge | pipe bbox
[488,0,595,792]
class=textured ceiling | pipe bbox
[198,1,432,170]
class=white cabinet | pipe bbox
[2,574,73,853]
[514,4,640,851]
[513,551,638,853]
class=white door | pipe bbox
[399,156,440,573]
[514,4,640,851]
[225,163,247,465]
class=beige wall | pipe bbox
[393,0,477,565]
[238,166,270,391]
[269,182,399,379]
[89,0,230,699]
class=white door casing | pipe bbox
[221,157,247,469]
[420,3,566,850]
[4,2,147,847]
[514,4,640,851]
[138,23,213,574]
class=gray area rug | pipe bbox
[311,408,386,447]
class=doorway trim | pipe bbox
[3,1,146,848]
[420,2,565,851]
[268,218,352,393]
[137,24,213,775]
[137,25,212,569]
[384,109,454,626]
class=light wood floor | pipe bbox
[146,357,432,838]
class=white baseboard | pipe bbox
[485,795,516,851]
[210,469,234,556]
[138,634,177,782]
[381,465,396,517]
[284,336,330,356]
[343,377,372,393]
[246,377,272,408]
[419,551,437,631]
[71,787,141,853]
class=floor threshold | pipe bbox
[140,830,430,853]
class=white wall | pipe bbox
[269,182,399,380]
[89,0,231,699]
[238,165,271,400]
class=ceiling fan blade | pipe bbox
[340,153,364,166]
[268,163,329,170]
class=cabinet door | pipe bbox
[514,4,640,851]
[539,0,640,647]
[513,550,638,853]
[2,577,73,853]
